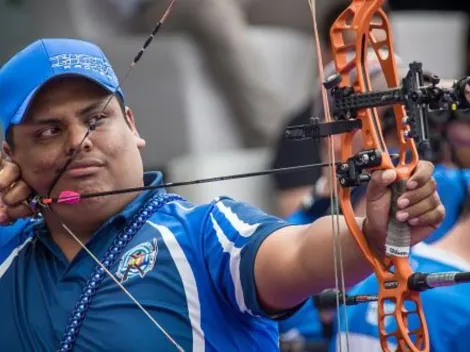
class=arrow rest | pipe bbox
[336,149,382,187]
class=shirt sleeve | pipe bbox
[0,219,34,268]
[201,197,292,318]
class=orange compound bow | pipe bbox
[286,1,470,351]
[328,2,427,351]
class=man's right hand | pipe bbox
[0,155,34,225]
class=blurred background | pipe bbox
[1,0,470,216]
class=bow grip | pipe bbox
[386,179,411,257]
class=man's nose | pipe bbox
[65,123,94,155]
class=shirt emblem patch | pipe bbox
[116,238,158,283]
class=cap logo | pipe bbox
[49,53,118,84]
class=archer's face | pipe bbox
[4,77,146,202]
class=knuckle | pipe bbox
[438,205,446,221]
[5,161,19,177]
[0,180,10,191]
[428,198,438,212]
[428,177,437,191]
[421,160,434,173]
[6,205,30,220]
[16,182,33,198]
[434,212,445,226]
[434,191,442,207]
[0,164,20,191]
[429,206,446,225]
[427,160,435,172]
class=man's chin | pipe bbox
[49,195,119,224]
[54,177,108,196]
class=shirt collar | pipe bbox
[118,171,166,222]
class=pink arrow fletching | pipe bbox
[57,191,81,204]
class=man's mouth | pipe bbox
[62,160,104,178]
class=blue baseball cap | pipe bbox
[0,38,124,136]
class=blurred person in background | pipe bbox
[387,1,470,82]
[105,0,315,148]
[270,1,350,218]
[105,1,351,149]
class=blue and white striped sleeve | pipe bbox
[201,197,291,318]
[0,219,34,274]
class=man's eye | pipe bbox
[37,127,60,138]
[88,114,106,129]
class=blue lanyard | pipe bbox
[54,193,183,352]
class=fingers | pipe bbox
[397,176,437,210]
[406,160,434,190]
[5,202,35,220]
[0,160,20,192]
[408,204,445,227]
[0,203,10,224]
[2,180,32,207]
[395,160,442,226]
[0,158,35,225]
[396,190,444,225]
[1,180,35,222]
[367,169,397,203]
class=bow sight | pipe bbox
[285,61,470,188]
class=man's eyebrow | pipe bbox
[77,100,107,116]
[26,117,62,126]
[25,98,111,125]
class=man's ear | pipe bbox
[125,107,146,149]
[2,141,12,159]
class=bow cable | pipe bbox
[308,1,350,351]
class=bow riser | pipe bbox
[329,1,429,351]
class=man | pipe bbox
[0,38,443,351]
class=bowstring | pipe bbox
[38,1,183,349]
[56,215,184,352]
[47,0,176,199]
[308,1,350,351]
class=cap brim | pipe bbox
[10,73,122,126]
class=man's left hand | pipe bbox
[364,160,445,252]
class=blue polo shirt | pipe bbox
[0,172,291,351]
